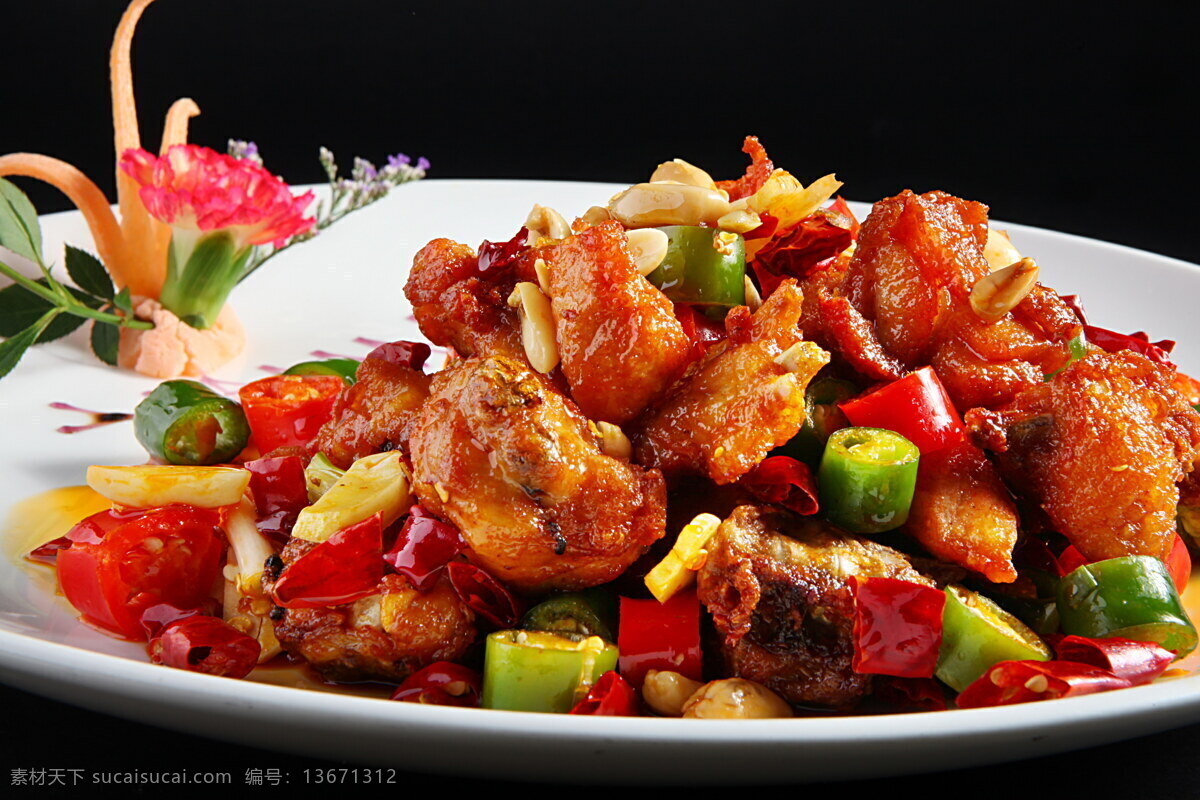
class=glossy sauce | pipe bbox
[7,487,1200,701]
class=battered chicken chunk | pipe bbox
[308,355,431,469]
[633,281,830,484]
[403,237,525,360]
[536,221,691,425]
[697,505,931,709]
[803,190,1079,409]
[967,350,1200,561]
[904,442,1019,583]
[266,540,476,683]
[408,355,667,593]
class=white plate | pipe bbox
[3,179,1200,784]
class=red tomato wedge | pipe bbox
[839,366,964,454]
[238,375,344,453]
[57,506,225,641]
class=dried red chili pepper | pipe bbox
[738,455,819,515]
[384,505,465,591]
[1014,536,1067,578]
[873,676,948,712]
[390,661,482,708]
[849,576,945,679]
[569,671,639,716]
[956,660,1132,709]
[1083,325,1175,367]
[715,135,774,202]
[476,227,529,280]
[245,455,308,538]
[27,535,72,564]
[365,340,432,372]
[752,211,854,293]
[1057,544,1090,576]
[673,302,727,363]
[147,616,261,679]
[271,514,384,609]
[1059,294,1088,324]
[446,561,520,628]
[1050,635,1174,686]
[138,601,214,639]
[826,196,861,240]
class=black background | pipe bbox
[4,0,1200,792]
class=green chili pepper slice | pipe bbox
[777,377,856,464]
[818,427,919,533]
[521,589,616,641]
[134,380,250,466]
[645,226,746,308]
[1043,332,1088,382]
[936,585,1051,692]
[283,358,360,384]
[482,630,619,713]
[1057,555,1197,656]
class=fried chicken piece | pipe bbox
[536,222,691,424]
[308,355,431,469]
[801,190,1080,409]
[266,540,475,683]
[403,238,525,360]
[632,281,830,484]
[697,505,931,709]
[408,355,666,593]
[904,442,1019,583]
[967,350,1200,561]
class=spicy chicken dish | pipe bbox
[32,138,1200,717]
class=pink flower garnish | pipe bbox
[119,145,315,248]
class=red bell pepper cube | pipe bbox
[849,576,945,679]
[839,366,965,454]
[618,589,703,688]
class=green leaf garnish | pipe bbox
[90,321,120,366]
[0,280,94,343]
[65,245,115,300]
[0,309,60,379]
[0,178,44,266]
[113,287,133,314]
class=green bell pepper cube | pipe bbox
[818,426,919,533]
[482,630,619,713]
[936,585,1051,692]
[645,226,745,309]
[283,358,360,384]
[134,379,250,466]
[1057,555,1197,656]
